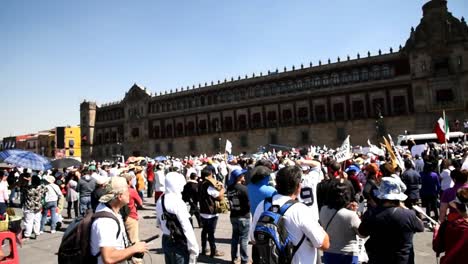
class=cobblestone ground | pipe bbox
[15,199,437,264]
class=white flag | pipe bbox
[336,136,352,163]
[225,139,232,154]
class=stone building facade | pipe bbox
[81,0,468,161]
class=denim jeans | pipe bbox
[230,217,250,263]
[322,252,359,264]
[201,216,218,253]
[40,201,58,231]
[162,234,189,264]
[79,196,92,216]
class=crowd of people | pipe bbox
[0,139,467,264]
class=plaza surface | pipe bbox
[17,200,437,264]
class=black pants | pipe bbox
[189,205,202,228]
[422,195,439,220]
[201,216,218,254]
[67,200,79,218]
[147,180,154,198]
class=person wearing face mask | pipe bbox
[156,171,199,263]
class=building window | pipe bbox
[341,72,349,83]
[361,68,369,81]
[297,107,309,124]
[436,89,454,102]
[154,126,160,138]
[382,65,391,78]
[186,121,195,136]
[240,135,248,147]
[393,96,407,115]
[371,65,381,79]
[269,133,278,144]
[322,75,329,86]
[282,109,293,125]
[105,132,110,143]
[198,120,207,134]
[332,73,340,85]
[300,130,309,144]
[314,77,321,87]
[352,100,365,119]
[166,124,173,137]
[252,113,262,128]
[238,115,247,130]
[176,123,184,137]
[267,111,277,127]
[333,103,345,121]
[211,118,220,132]
[315,105,327,122]
[131,128,139,138]
[351,70,360,82]
[223,116,233,131]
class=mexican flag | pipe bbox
[434,115,449,144]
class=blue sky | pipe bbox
[1,0,466,139]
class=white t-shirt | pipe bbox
[90,203,128,264]
[45,184,62,202]
[298,170,320,222]
[200,186,220,219]
[154,170,165,192]
[250,194,326,264]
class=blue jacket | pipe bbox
[247,176,277,216]
[420,171,440,197]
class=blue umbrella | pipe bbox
[154,156,167,162]
[0,149,25,161]
[0,149,52,171]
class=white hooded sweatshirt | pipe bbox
[156,172,199,256]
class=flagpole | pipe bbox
[443,110,448,159]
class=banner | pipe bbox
[336,136,352,163]
[225,139,232,154]
[367,139,384,156]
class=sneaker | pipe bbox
[51,230,56,234]
[210,250,225,258]
[200,250,210,256]
[39,231,44,235]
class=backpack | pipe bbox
[252,197,306,264]
[161,195,187,245]
[57,210,121,264]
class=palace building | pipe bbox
[80,0,468,161]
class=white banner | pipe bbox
[336,136,352,163]
[225,139,232,154]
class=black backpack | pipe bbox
[161,195,187,245]
[57,210,121,264]
[252,197,305,264]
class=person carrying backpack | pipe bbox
[156,171,199,263]
[250,165,330,264]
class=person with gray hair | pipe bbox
[90,176,147,264]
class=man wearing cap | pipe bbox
[227,169,250,264]
[90,176,147,264]
[358,177,424,264]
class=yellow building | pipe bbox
[55,126,81,160]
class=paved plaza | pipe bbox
[16,199,437,264]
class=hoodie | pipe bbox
[77,175,97,197]
[156,172,199,256]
